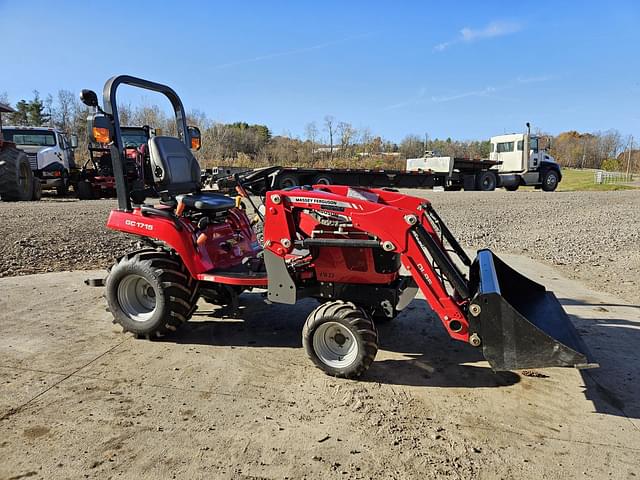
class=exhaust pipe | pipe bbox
[468,250,597,371]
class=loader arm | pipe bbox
[262,186,473,343]
[262,185,594,371]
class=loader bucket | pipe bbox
[468,250,595,371]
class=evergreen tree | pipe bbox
[27,90,50,126]
[9,100,29,125]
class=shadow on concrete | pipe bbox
[161,296,519,389]
[565,312,640,420]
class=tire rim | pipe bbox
[315,177,332,185]
[546,173,557,186]
[313,321,358,368]
[117,274,157,322]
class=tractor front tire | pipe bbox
[0,147,34,201]
[31,178,42,200]
[303,300,378,379]
[106,250,198,338]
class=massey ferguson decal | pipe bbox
[290,196,362,212]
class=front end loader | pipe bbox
[82,75,595,379]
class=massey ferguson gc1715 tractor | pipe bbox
[82,76,594,378]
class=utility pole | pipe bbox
[423,132,428,156]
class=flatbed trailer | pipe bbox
[211,158,500,194]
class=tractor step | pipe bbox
[197,270,268,287]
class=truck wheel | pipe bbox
[0,147,34,201]
[541,170,559,192]
[106,250,198,339]
[56,170,70,196]
[278,174,299,189]
[312,174,333,185]
[31,178,42,200]
[303,300,378,378]
[77,180,95,200]
[476,171,497,191]
[504,184,519,192]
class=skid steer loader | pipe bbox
[81,75,595,378]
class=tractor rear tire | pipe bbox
[77,180,95,200]
[105,250,198,339]
[303,300,378,379]
[0,147,34,201]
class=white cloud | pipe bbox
[434,21,521,52]
[213,33,372,69]
[431,86,499,103]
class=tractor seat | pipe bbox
[176,192,235,212]
[148,136,236,213]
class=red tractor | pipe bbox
[81,76,594,378]
[75,125,155,200]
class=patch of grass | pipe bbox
[557,168,636,191]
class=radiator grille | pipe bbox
[26,153,38,170]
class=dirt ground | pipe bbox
[1,253,639,479]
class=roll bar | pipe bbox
[101,75,190,211]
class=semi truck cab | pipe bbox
[1,126,78,195]
[489,130,561,191]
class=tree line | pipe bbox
[1,90,638,173]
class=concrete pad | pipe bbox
[0,270,125,374]
[0,259,639,479]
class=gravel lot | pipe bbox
[1,189,638,303]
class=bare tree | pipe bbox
[53,90,77,132]
[323,115,335,162]
[337,121,355,161]
[305,121,318,164]
[118,102,133,126]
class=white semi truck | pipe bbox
[1,126,78,195]
[407,124,562,191]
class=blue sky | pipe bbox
[1,0,639,142]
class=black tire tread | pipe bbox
[107,249,198,338]
[0,147,33,201]
[303,300,378,379]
